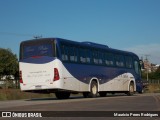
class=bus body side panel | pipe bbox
[99,73,136,92]
[20,57,138,93]
[60,62,89,92]
[62,63,137,92]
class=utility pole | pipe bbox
[145,55,150,81]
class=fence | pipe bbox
[148,79,160,84]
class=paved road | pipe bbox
[0,93,160,120]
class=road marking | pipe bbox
[152,95,160,111]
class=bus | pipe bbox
[19,38,143,99]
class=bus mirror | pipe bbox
[139,60,144,69]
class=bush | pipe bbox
[146,84,160,93]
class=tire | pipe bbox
[55,92,70,99]
[138,88,144,94]
[127,82,134,96]
[88,81,98,98]
[138,87,145,94]
[99,92,107,97]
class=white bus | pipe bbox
[19,38,143,99]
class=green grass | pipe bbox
[0,89,53,101]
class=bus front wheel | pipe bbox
[127,82,134,96]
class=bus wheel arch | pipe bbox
[88,79,99,98]
[89,78,100,91]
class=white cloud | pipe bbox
[124,44,160,64]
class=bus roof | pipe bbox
[20,38,55,45]
[20,37,139,59]
[55,38,138,58]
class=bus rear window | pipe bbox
[22,44,53,59]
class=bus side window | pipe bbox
[93,50,99,64]
[134,60,141,75]
[61,45,68,61]
[71,47,78,62]
[86,49,91,63]
[69,47,75,62]
[105,53,114,66]
[80,48,86,63]
[74,47,78,62]
[98,52,103,65]
[79,48,91,64]
[125,56,133,68]
[115,55,125,67]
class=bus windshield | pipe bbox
[21,43,54,59]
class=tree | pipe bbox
[0,48,19,88]
[142,66,160,82]
[154,66,160,79]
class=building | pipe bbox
[143,59,152,73]
[141,59,159,72]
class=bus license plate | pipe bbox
[35,85,42,89]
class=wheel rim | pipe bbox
[130,85,134,93]
[92,84,97,95]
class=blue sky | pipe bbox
[0,0,160,64]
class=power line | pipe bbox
[0,32,33,37]
[0,32,42,38]
[142,54,151,82]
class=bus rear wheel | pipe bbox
[82,81,98,98]
[88,81,98,98]
[55,92,70,99]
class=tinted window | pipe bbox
[115,55,125,67]
[86,49,91,63]
[61,44,79,62]
[98,52,104,65]
[134,60,141,75]
[125,56,133,68]
[66,47,77,62]
[92,50,99,64]
[23,44,53,59]
[105,53,114,66]
[61,45,69,61]
[79,48,86,63]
